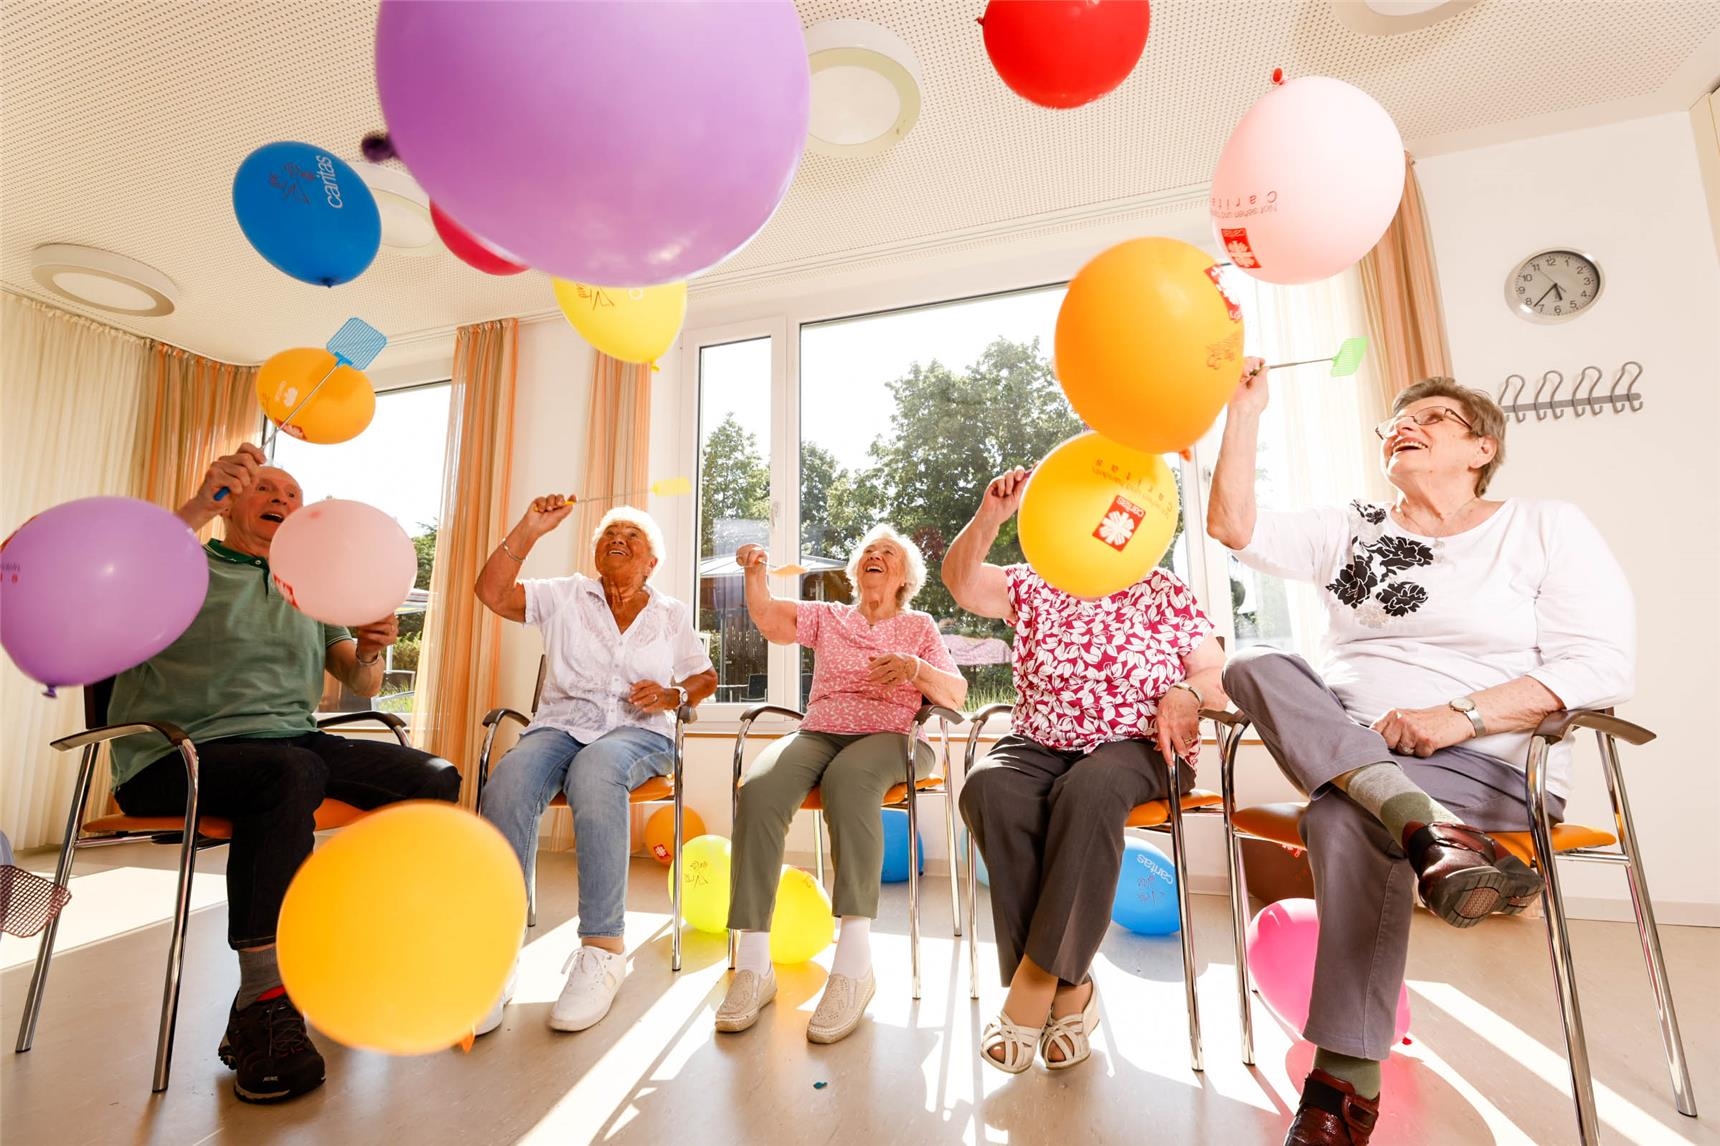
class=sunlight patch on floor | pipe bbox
[0,865,225,971]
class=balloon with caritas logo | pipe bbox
[232,141,382,287]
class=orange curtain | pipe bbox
[414,319,518,799]
[1358,154,1453,406]
[573,353,654,575]
[132,344,258,540]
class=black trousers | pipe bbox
[115,731,459,948]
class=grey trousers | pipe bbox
[728,730,933,930]
[959,734,1191,987]
[1222,646,1564,1060]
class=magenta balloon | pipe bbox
[0,497,209,694]
[1246,898,1411,1041]
[375,0,810,287]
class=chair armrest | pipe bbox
[481,707,533,730]
[676,704,699,725]
[738,704,807,724]
[1201,707,1251,729]
[318,710,410,746]
[51,720,189,753]
[914,703,966,729]
[1534,708,1655,747]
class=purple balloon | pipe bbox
[1,497,209,695]
[375,0,810,287]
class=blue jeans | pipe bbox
[481,725,671,938]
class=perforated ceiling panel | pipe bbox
[2,0,1715,363]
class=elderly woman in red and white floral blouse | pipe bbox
[944,467,1226,1074]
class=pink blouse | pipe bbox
[1005,564,1213,754]
[796,602,959,735]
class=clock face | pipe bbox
[1505,249,1602,322]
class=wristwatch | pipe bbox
[669,685,689,710]
[1448,696,1486,737]
[1170,681,1204,707]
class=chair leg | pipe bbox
[151,741,204,1093]
[1217,718,1256,1065]
[813,813,828,891]
[14,745,97,1055]
[943,790,962,938]
[1528,740,1600,1146]
[906,782,922,1002]
[966,830,980,1001]
[1598,734,1698,1118]
[1165,784,1203,1074]
[528,866,538,929]
[671,801,683,974]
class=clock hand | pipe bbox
[1533,284,1557,307]
[1549,282,1565,300]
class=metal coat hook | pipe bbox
[1613,360,1643,412]
[1546,371,1566,420]
[1499,374,1527,423]
[1533,370,1562,421]
[1572,366,1603,417]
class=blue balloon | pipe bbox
[974,848,990,888]
[1112,837,1180,935]
[880,808,924,883]
[232,141,381,286]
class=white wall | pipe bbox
[1417,112,1720,923]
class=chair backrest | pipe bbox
[531,655,547,714]
[84,677,117,730]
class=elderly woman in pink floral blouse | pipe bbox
[944,467,1226,1074]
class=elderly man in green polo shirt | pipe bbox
[108,442,459,1104]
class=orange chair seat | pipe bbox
[545,775,676,809]
[794,774,946,813]
[83,799,369,842]
[1230,801,1617,865]
[1126,790,1222,828]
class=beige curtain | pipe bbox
[414,319,518,801]
[1358,154,1453,406]
[0,293,150,847]
[573,354,654,575]
[133,344,259,541]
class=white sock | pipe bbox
[831,916,871,978]
[737,930,772,976]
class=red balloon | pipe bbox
[431,202,528,275]
[980,0,1151,110]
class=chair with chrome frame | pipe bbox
[958,702,1227,1072]
[12,677,408,1093]
[1215,706,1698,1145]
[728,701,965,1000]
[473,655,698,971]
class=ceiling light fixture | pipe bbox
[30,244,178,317]
[354,161,437,253]
[1330,0,1478,35]
[804,19,923,158]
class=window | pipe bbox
[270,380,452,716]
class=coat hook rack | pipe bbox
[1497,362,1643,423]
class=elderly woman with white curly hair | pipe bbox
[474,496,716,1038]
[714,524,968,1044]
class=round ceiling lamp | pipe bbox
[1329,0,1478,35]
[804,19,923,158]
[30,244,178,317]
[355,160,437,253]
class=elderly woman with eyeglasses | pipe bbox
[714,525,967,1045]
[1207,366,1634,1146]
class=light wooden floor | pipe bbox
[2,841,1716,1146]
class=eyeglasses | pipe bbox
[1374,406,1475,440]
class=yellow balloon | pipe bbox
[256,347,376,445]
[769,866,834,964]
[553,279,688,365]
[1054,237,1246,454]
[277,803,525,1055]
[668,834,731,934]
[1018,432,1181,599]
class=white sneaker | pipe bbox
[548,946,627,1032]
[474,964,518,1038]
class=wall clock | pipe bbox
[1504,248,1602,323]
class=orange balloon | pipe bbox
[1054,237,1246,454]
[256,347,376,445]
[643,804,705,865]
[1018,432,1180,599]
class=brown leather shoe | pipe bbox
[1284,1069,1380,1145]
[1404,821,1543,928]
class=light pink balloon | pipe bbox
[1247,898,1412,1041]
[1210,76,1404,285]
[269,499,417,627]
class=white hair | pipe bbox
[592,506,664,569]
[846,523,927,609]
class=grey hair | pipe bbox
[592,506,665,568]
[1393,377,1508,495]
[846,523,927,610]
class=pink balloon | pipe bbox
[269,500,416,627]
[1247,898,1412,1041]
[1210,76,1404,285]
[375,0,810,287]
[1,497,208,695]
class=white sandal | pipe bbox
[1040,982,1100,1071]
[980,1011,1044,1074]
